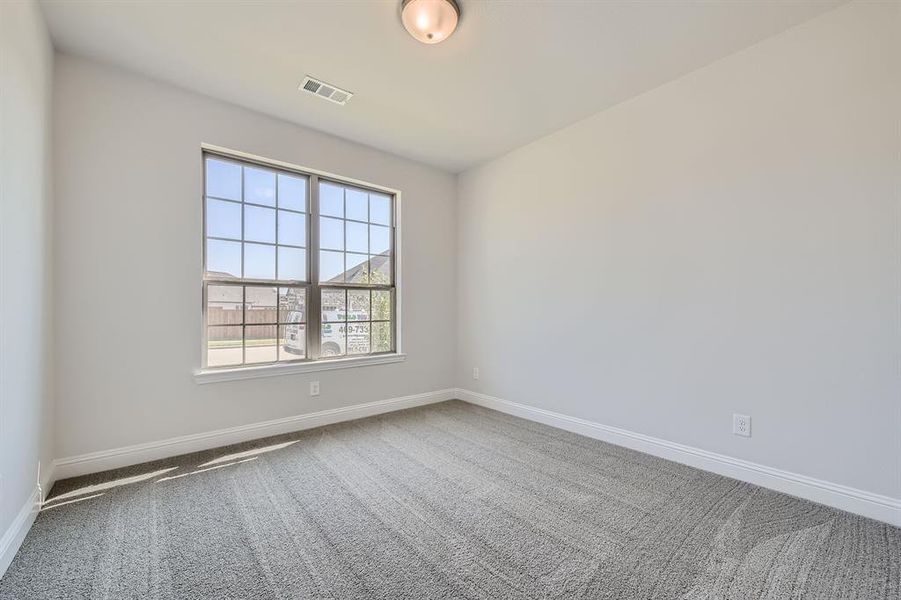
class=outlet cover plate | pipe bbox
[733,413,751,437]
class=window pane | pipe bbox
[320,322,346,357]
[206,158,241,200]
[245,286,277,324]
[320,217,344,250]
[372,290,391,321]
[244,243,275,279]
[277,174,306,212]
[346,188,368,221]
[371,321,391,353]
[244,205,276,243]
[346,221,368,254]
[369,193,391,225]
[347,322,371,355]
[207,239,241,278]
[278,211,306,247]
[244,167,276,206]
[245,325,277,364]
[279,287,305,323]
[320,182,344,218]
[279,324,305,360]
[348,289,370,321]
[320,250,344,282]
[277,247,306,281]
[346,253,369,284]
[370,255,391,285]
[370,224,391,255]
[207,285,243,326]
[321,289,346,322]
[207,326,242,366]
[206,199,241,240]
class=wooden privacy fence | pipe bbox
[207,307,285,341]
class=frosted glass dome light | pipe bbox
[401,0,460,45]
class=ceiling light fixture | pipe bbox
[401,0,460,45]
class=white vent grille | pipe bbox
[299,76,353,105]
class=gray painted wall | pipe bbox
[52,54,457,459]
[456,2,900,500]
[0,0,55,558]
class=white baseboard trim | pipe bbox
[456,388,901,528]
[0,487,40,579]
[54,388,456,480]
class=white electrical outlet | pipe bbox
[310,381,320,396]
[733,413,751,437]
[472,367,480,380]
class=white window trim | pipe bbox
[196,144,403,383]
[194,352,406,384]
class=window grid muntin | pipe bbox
[318,287,393,359]
[206,236,306,251]
[316,178,395,287]
[205,283,308,367]
[202,152,396,369]
[203,155,310,283]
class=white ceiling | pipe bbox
[40,0,842,173]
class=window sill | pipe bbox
[194,353,406,384]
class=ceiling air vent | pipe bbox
[299,76,353,106]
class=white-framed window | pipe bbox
[201,147,398,374]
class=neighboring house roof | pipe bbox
[334,254,390,284]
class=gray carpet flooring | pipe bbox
[1,400,898,599]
